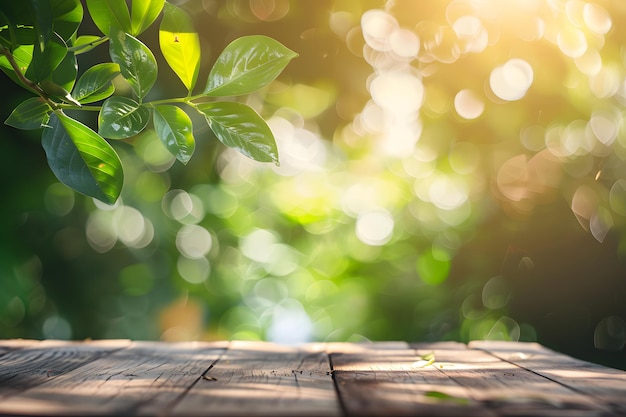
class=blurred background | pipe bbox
[2,0,626,369]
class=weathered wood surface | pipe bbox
[0,340,623,416]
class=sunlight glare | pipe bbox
[369,71,424,116]
[489,59,534,101]
[454,89,484,119]
[361,9,398,52]
[176,225,213,259]
[356,209,395,246]
[583,3,612,35]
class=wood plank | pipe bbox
[0,339,130,402]
[0,339,39,357]
[331,342,492,416]
[415,342,613,417]
[171,340,341,417]
[0,340,226,416]
[471,340,626,416]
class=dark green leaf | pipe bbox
[31,0,54,51]
[109,27,157,99]
[73,63,120,104]
[51,0,83,41]
[203,35,297,96]
[49,46,77,92]
[5,97,51,129]
[71,35,107,55]
[85,0,131,36]
[196,101,278,164]
[131,0,165,36]
[42,111,123,204]
[159,2,200,92]
[153,105,195,164]
[99,96,150,139]
[25,32,67,82]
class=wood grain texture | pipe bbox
[471,340,626,416]
[171,341,341,417]
[0,340,623,417]
[416,342,613,416]
[331,342,491,416]
[0,341,225,416]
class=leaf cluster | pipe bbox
[0,0,297,204]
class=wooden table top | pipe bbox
[0,339,624,416]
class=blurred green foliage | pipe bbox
[2,0,626,370]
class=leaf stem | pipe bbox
[0,45,61,110]
[0,46,44,95]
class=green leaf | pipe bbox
[0,45,33,87]
[39,79,81,106]
[71,35,107,55]
[49,46,77,92]
[203,35,297,97]
[196,101,278,164]
[25,32,67,82]
[159,2,200,92]
[42,111,123,204]
[5,97,51,129]
[131,0,165,36]
[31,0,53,52]
[99,96,150,139]
[153,105,195,164]
[85,0,131,36]
[73,63,120,104]
[51,0,83,41]
[109,27,157,99]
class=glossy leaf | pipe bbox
[159,2,200,92]
[71,35,107,55]
[31,0,53,50]
[109,27,157,99]
[25,32,67,82]
[5,97,51,130]
[203,35,297,96]
[99,96,150,139]
[73,63,120,104]
[131,0,165,36]
[85,0,131,36]
[0,45,33,87]
[42,111,123,204]
[49,46,77,92]
[39,79,81,106]
[196,101,278,164]
[51,0,83,41]
[153,105,195,164]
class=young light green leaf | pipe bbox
[99,96,150,139]
[51,0,83,41]
[5,97,51,130]
[153,105,195,164]
[71,35,107,55]
[39,79,81,106]
[196,101,278,164]
[85,0,131,36]
[203,35,297,97]
[159,2,200,92]
[73,63,120,104]
[131,0,165,36]
[109,27,157,99]
[42,111,123,204]
[25,32,67,83]
[0,45,33,87]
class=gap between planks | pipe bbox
[0,340,623,416]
